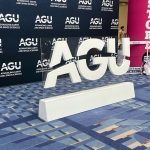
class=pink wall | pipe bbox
[128,0,150,67]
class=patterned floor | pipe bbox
[0,72,150,150]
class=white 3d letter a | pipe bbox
[44,41,81,88]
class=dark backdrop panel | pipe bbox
[0,0,119,86]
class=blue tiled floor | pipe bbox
[0,72,150,150]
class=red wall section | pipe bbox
[128,0,150,67]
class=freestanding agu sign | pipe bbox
[39,37,135,122]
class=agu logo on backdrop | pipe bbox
[0,62,22,78]
[101,36,113,43]
[16,0,37,6]
[51,38,67,50]
[101,0,114,12]
[50,0,68,8]
[110,19,118,29]
[78,37,91,45]
[34,15,53,30]
[36,59,50,73]
[78,0,93,10]
[0,13,20,29]
[18,38,39,53]
[0,39,2,53]
[64,17,80,29]
[89,18,103,30]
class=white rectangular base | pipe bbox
[39,82,135,122]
